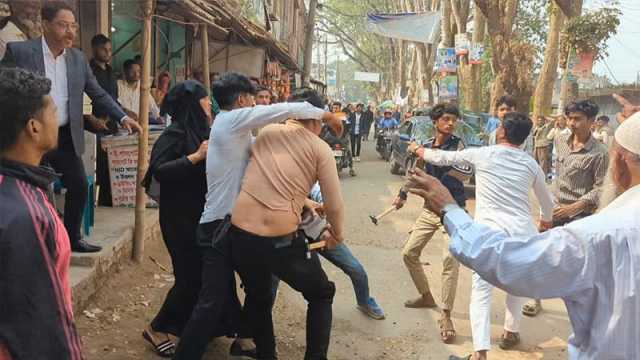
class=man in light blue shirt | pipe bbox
[405,113,640,360]
[378,109,400,129]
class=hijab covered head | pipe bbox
[143,80,210,194]
[160,79,210,153]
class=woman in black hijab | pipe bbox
[141,80,211,357]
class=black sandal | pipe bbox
[142,329,176,358]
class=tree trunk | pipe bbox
[302,0,318,87]
[557,0,583,113]
[476,0,534,112]
[441,0,454,47]
[465,6,486,112]
[533,3,564,118]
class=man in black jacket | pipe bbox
[1,1,141,252]
[347,103,367,161]
[392,103,470,345]
[0,67,84,360]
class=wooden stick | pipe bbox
[133,0,154,263]
[309,241,326,250]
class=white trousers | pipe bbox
[469,272,528,352]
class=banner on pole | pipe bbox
[439,75,458,102]
[436,48,457,73]
[354,71,381,82]
[469,43,485,65]
[455,33,470,55]
[367,12,441,44]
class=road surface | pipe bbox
[77,140,571,359]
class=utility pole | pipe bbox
[201,24,210,92]
[133,0,154,263]
[316,29,321,81]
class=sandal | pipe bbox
[522,300,542,317]
[438,317,456,344]
[499,331,521,350]
[142,329,176,358]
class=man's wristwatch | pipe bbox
[439,203,460,223]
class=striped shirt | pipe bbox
[552,132,608,209]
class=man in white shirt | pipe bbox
[117,58,160,121]
[175,73,343,360]
[406,112,640,360]
[0,0,40,60]
[410,112,554,359]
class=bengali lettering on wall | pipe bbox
[106,143,156,208]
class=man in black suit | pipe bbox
[363,104,374,141]
[1,1,141,252]
[347,103,367,161]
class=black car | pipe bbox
[389,115,483,175]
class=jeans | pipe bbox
[230,226,335,360]
[350,134,362,157]
[272,242,370,306]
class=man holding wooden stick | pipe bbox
[392,103,471,344]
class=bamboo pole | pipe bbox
[133,0,155,263]
[201,24,210,93]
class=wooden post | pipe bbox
[133,0,154,263]
[201,24,210,93]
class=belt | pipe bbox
[231,225,297,248]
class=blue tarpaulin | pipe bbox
[367,12,441,44]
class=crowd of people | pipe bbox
[1,2,640,360]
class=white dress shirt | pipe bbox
[200,102,325,223]
[444,184,640,359]
[117,79,160,118]
[423,144,554,236]
[0,21,29,60]
[354,113,361,135]
[42,37,69,127]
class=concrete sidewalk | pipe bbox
[70,207,161,312]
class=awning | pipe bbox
[367,12,441,44]
[161,0,298,71]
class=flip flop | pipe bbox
[142,329,176,358]
[438,317,456,344]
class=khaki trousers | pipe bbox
[534,145,551,176]
[402,208,459,310]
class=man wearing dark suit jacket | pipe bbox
[1,1,141,252]
[347,103,367,161]
[362,104,374,141]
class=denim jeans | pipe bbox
[272,242,370,306]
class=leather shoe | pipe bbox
[72,240,102,253]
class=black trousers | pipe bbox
[150,206,203,336]
[42,125,87,245]
[230,226,335,360]
[173,221,246,360]
[96,136,112,206]
[350,134,362,157]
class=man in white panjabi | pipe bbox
[411,112,554,360]
[407,111,640,359]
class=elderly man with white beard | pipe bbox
[405,112,640,360]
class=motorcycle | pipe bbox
[321,125,356,176]
[376,128,394,161]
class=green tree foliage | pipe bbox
[561,5,621,59]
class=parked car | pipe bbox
[389,115,483,175]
